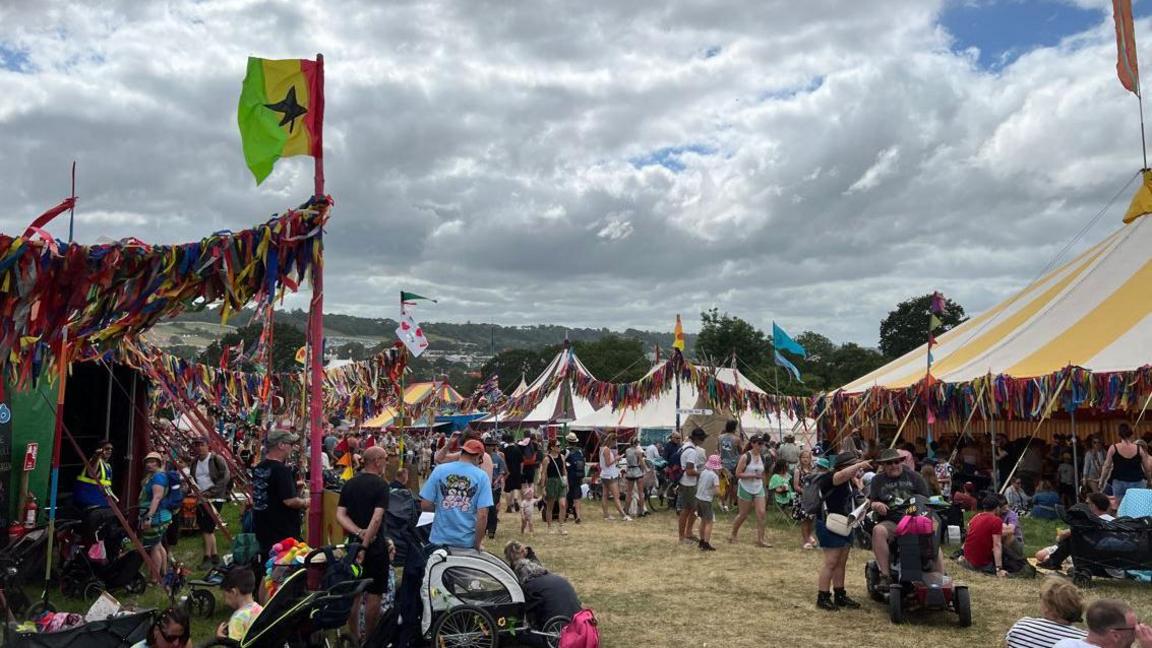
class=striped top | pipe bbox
[1005,617,1087,648]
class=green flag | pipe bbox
[237,57,323,184]
[400,291,437,304]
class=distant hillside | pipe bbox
[164,308,693,356]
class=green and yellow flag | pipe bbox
[237,57,324,184]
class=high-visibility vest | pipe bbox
[77,460,112,487]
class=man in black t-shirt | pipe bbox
[251,428,310,572]
[868,448,934,584]
[337,446,392,638]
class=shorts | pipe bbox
[737,484,765,501]
[815,519,852,549]
[361,545,392,596]
[567,480,582,502]
[197,501,223,534]
[141,516,172,549]
[601,476,619,487]
[677,484,697,510]
[695,499,714,522]
[504,474,523,492]
[545,477,566,500]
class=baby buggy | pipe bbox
[0,523,62,619]
[1060,506,1152,588]
[56,518,146,601]
[864,495,972,627]
[202,544,371,648]
[419,547,568,648]
[3,607,156,648]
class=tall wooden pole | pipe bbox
[306,52,326,545]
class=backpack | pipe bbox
[558,609,600,648]
[522,442,539,467]
[799,472,827,518]
[162,471,184,511]
[313,544,365,629]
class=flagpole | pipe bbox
[1139,91,1148,170]
[305,52,325,546]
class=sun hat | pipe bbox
[143,451,164,464]
[876,448,903,464]
[565,432,579,443]
[832,450,863,470]
[462,439,486,455]
[705,454,722,471]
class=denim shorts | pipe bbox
[815,519,852,549]
[1112,479,1147,504]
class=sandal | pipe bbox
[803,541,815,550]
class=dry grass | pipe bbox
[30,503,1151,647]
[505,504,1151,648]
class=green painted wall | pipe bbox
[6,379,57,521]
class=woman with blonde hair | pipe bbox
[1004,575,1087,647]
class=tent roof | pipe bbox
[570,361,805,434]
[363,380,464,428]
[842,214,1152,392]
[476,347,598,426]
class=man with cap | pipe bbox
[189,437,231,568]
[336,446,391,638]
[868,447,932,587]
[419,438,494,550]
[251,427,310,576]
[564,432,586,525]
[677,427,708,545]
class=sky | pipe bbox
[1,0,1149,347]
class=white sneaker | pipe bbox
[622,515,633,521]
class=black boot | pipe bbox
[816,591,838,611]
[834,588,861,609]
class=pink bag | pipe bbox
[558,609,600,648]
[895,514,933,537]
[87,537,107,562]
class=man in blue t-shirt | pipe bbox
[419,439,493,550]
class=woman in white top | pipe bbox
[598,432,631,521]
[728,435,770,547]
[1005,575,1087,648]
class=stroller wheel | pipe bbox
[126,574,148,595]
[25,600,55,621]
[187,589,216,618]
[83,579,106,602]
[540,615,569,648]
[431,604,498,648]
[954,586,972,627]
[1070,569,1092,589]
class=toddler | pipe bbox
[520,483,537,534]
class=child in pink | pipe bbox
[520,483,536,534]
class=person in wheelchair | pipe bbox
[868,449,941,587]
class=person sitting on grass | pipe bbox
[1031,480,1062,520]
[131,606,190,648]
[961,494,1033,578]
[1005,575,1086,648]
[216,566,263,641]
[1036,493,1115,571]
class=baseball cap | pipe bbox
[462,439,486,455]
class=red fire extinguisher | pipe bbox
[23,493,37,529]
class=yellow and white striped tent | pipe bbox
[362,380,465,428]
[843,205,1152,393]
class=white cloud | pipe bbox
[0,0,1141,346]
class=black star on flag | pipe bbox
[264,86,308,133]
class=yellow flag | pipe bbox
[1123,169,1152,224]
[294,345,307,364]
[673,314,686,351]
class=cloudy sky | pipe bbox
[1,0,1148,346]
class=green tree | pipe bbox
[335,341,367,361]
[201,322,307,373]
[479,347,552,394]
[694,308,770,366]
[879,294,966,359]
[827,342,888,387]
[573,335,649,381]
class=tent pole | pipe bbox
[1000,376,1068,494]
[305,52,326,546]
[1071,408,1080,500]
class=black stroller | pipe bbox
[1061,505,1152,587]
[201,545,371,648]
[3,608,156,648]
[0,523,63,619]
[56,511,146,601]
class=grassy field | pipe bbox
[26,501,1151,647]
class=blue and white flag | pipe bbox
[774,350,804,383]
